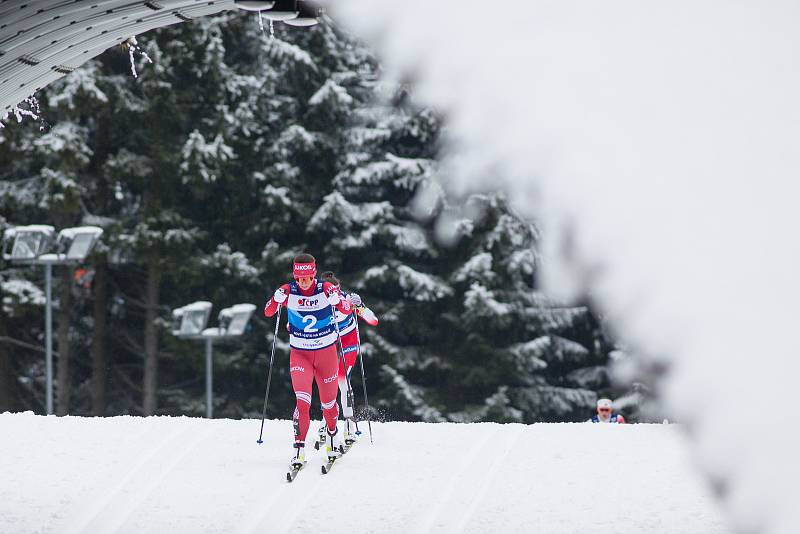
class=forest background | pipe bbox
[0,14,633,423]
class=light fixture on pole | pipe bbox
[234,0,276,11]
[259,0,300,21]
[283,1,322,27]
[2,225,103,415]
[172,302,257,418]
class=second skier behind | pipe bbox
[263,254,353,470]
[316,271,379,448]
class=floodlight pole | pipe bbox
[44,263,53,415]
[205,337,213,419]
[172,302,255,420]
[4,225,103,416]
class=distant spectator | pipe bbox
[589,398,626,423]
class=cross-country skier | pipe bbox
[588,398,626,423]
[316,271,378,447]
[263,253,353,470]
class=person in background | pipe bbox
[589,398,626,423]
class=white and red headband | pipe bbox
[293,261,316,279]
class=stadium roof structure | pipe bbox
[0,0,241,114]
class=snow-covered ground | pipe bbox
[0,413,726,534]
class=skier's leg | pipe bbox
[337,331,359,421]
[338,375,353,419]
[289,348,314,443]
[342,344,358,419]
[314,344,340,432]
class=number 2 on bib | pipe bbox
[302,315,318,332]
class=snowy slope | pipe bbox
[0,413,727,534]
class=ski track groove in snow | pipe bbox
[0,415,729,534]
[237,421,327,534]
[235,457,295,534]
[412,424,504,534]
[446,424,527,534]
[249,427,340,534]
[62,421,207,534]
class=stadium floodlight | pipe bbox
[172,301,213,337]
[234,0,276,11]
[2,225,55,261]
[56,226,104,262]
[1,224,104,415]
[283,1,321,27]
[172,302,256,418]
[216,303,257,336]
[261,0,300,21]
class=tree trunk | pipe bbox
[142,258,161,416]
[91,262,108,416]
[0,305,16,412]
[56,268,72,416]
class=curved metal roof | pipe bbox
[0,0,238,113]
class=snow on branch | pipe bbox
[308,191,390,233]
[1,96,43,130]
[2,279,46,315]
[380,364,446,422]
[200,243,259,281]
[397,265,453,302]
[309,79,354,107]
[264,38,316,70]
[179,130,235,184]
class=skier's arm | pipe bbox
[348,292,379,326]
[616,415,626,424]
[356,305,379,326]
[264,283,291,317]
[323,281,352,314]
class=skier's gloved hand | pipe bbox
[349,293,362,307]
[273,288,287,304]
[326,290,341,306]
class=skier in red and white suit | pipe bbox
[263,254,353,467]
[319,272,378,443]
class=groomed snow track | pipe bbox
[0,0,237,113]
[0,413,729,533]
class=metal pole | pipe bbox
[205,337,213,419]
[354,319,373,444]
[257,304,282,444]
[44,263,53,415]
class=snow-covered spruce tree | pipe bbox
[0,15,617,421]
[0,73,105,415]
[303,74,615,422]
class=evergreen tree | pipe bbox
[0,14,620,422]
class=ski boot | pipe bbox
[344,417,359,446]
[286,441,306,482]
[314,424,327,450]
[325,425,344,459]
[290,441,306,469]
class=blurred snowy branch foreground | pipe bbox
[332,1,800,533]
[0,413,726,533]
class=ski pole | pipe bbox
[330,301,357,437]
[354,318,373,444]
[257,303,282,444]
